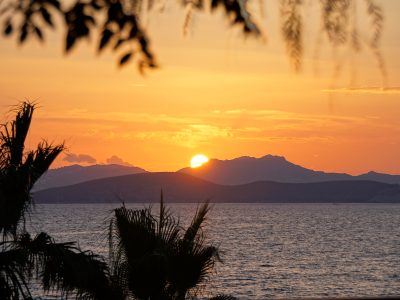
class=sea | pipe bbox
[28,203,400,299]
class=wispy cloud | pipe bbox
[321,86,400,94]
[38,110,201,125]
[106,155,132,166]
[136,124,232,148]
[41,108,366,127]
[35,108,397,149]
[210,109,368,124]
[63,153,97,164]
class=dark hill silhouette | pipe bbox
[33,172,220,203]
[33,156,400,191]
[33,172,400,204]
[178,155,400,185]
[357,171,400,184]
[178,155,352,185]
[33,164,147,191]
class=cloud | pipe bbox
[65,109,372,142]
[63,153,97,164]
[135,124,232,148]
[37,110,202,125]
[321,86,400,94]
[106,155,132,166]
[37,108,394,148]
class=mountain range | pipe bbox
[33,164,146,191]
[179,155,400,185]
[31,155,400,203]
[34,155,400,192]
[33,172,400,203]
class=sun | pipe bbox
[190,154,209,168]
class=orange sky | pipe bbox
[0,0,400,175]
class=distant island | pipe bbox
[33,164,147,191]
[32,155,400,203]
[33,156,400,203]
[178,155,400,185]
[35,155,400,191]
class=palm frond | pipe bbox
[0,102,34,169]
[28,141,65,188]
[16,232,120,300]
[0,102,64,238]
[109,205,170,299]
[156,192,181,245]
[183,201,211,243]
[0,102,119,299]
[0,240,32,299]
[168,241,220,297]
[109,196,219,300]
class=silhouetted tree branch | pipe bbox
[0,1,386,74]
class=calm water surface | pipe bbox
[28,203,400,299]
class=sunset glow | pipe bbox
[0,1,399,175]
[190,154,209,168]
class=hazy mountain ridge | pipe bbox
[33,164,147,191]
[179,155,400,185]
[356,171,400,184]
[33,172,400,204]
[33,155,400,192]
[33,172,221,203]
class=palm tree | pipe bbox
[0,101,235,300]
[0,102,63,238]
[108,193,222,300]
[0,102,118,300]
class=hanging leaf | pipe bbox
[3,21,12,36]
[85,15,96,26]
[119,52,133,66]
[113,38,125,50]
[19,24,28,44]
[91,0,102,10]
[65,31,76,52]
[129,25,138,40]
[99,28,113,51]
[34,26,44,41]
[40,7,54,27]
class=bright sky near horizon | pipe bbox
[0,0,400,174]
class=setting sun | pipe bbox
[190,154,209,168]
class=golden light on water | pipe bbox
[190,154,209,168]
